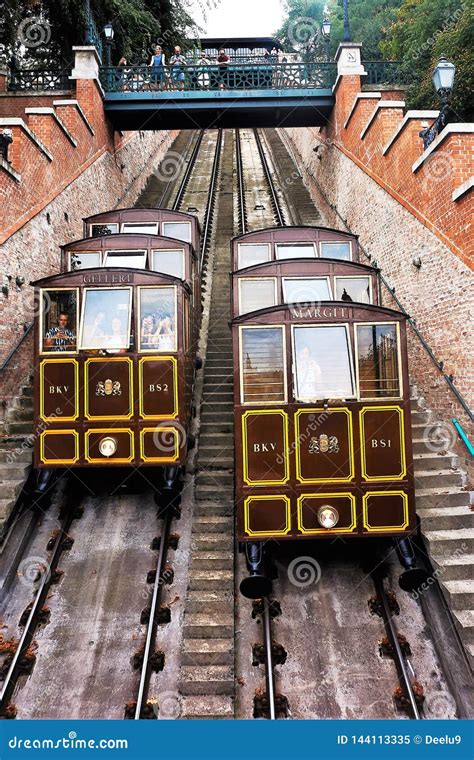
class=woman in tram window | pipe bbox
[296,344,322,400]
[149,45,166,90]
[155,313,176,351]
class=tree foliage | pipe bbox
[276,0,473,118]
[0,0,202,66]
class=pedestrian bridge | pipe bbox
[100,62,336,130]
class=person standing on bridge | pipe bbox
[217,48,230,90]
[170,46,187,90]
[149,45,166,90]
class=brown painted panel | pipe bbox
[297,493,356,535]
[296,409,353,483]
[242,495,291,537]
[139,358,177,419]
[360,406,405,481]
[85,429,133,463]
[85,359,133,419]
[140,426,181,462]
[363,491,409,532]
[40,360,78,420]
[40,431,78,464]
[242,411,288,485]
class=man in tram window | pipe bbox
[44,312,76,352]
[296,343,322,399]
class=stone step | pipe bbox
[182,638,234,666]
[196,471,234,487]
[192,533,233,552]
[179,665,234,696]
[452,610,474,644]
[193,502,234,517]
[442,580,474,610]
[7,408,34,422]
[18,396,34,410]
[198,456,234,469]
[415,488,471,509]
[191,551,233,571]
[201,402,234,415]
[0,481,22,501]
[188,569,233,591]
[0,497,16,521]
[0,462,31,481]
[411,410,433,425]
[412,439,434,455]
[414,453,458,471]
[202,394,234,405]
[0,448,32,464]
[195,485,234,503]
[418,506,474,531]
[184,612,233,639]
[6,422,33,435]
[200,422,234,434]
[430,553,474,582]
[186,590,233,613]
[193,515,234,533]
[414,469,464,489]
[423,528,474,556]
[21,386,33,397]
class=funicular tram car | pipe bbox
[32,208,201,504]
[230,226,424,597]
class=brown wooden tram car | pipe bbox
[83,207,200,252]
[231,226,423,597]
[32,223,201,503]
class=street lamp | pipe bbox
[419,55,456,150]
[103,22,114,66]
[343,0,351,42]
[321,19,331,62]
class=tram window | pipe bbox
[162,221,192,243]
[240,327,285,404]
[138,286,177,352]
[238,278,277,315]
[237,244,271,269]
[69,251,102,271]
[79,288,132,351]
[283,277,332,305]
[320,241,352,261]
[293,325,354,401]
[41,289,78,354]
[90,223,118,237]
[275,243,316,260]
[104,250,147,269]
[121,222,159,234]
[151,250,185,279]
[356,323,401,398]
[335,277,372,304]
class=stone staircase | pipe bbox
[180,133,235,719]
[411,391,474,668]
[0,379,34,533]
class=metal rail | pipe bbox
[235,129,248,235]
[372,571,421,720]
[262,598,277,720]
[134,510,172,719]
[0,504,76,712]
[200,130,223,265]
[172,130,205,212]
[0,323,33,372]
[253,128,286,227]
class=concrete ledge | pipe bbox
[413,124,474,173]
[382,110,439,155]
[0,117,53,161]
[452,176,473,202]
[24,107,78,147]
[0,90,71,99]
[343,92,381,129]
[54,99,95,135]
[0,155,21,182]
[360,100,405,140]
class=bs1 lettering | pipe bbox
[371,439,391,448]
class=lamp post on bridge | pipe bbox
[321,18,331,62]
[84,0,92,45]
[343,0,351,42]
[103,22,114,67]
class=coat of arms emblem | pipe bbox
[309,434,339,454]
[96,379,122,396]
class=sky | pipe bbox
[191,0,286,38]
